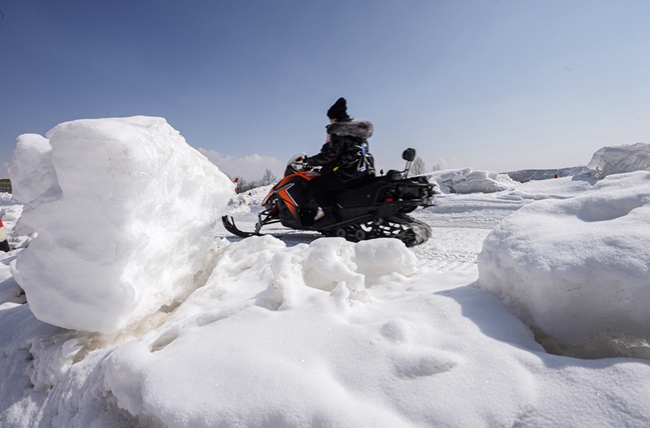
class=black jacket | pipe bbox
[305,121,375,182]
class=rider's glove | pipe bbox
[300,157,313,170]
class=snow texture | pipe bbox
[478,171,650,358]
[7,134,60,204]
[10,116,235,333]
[587,142,650,178]
[2,135,650,427]
[506,166,592,183]
[426,167,518,194]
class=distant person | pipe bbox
[303,97,375,222]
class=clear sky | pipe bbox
[1,0,649,180]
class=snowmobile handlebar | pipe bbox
[402,148,416,177]
[285,152,309,176]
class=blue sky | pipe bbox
[1,0,649,180]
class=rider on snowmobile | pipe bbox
[302,97,375,222]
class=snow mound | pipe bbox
[103,236,424,426]
[587,142,650,178]
[477,171,650,358]
[426,168,517,194]
[7,134,60,203]
[11,116,235,333]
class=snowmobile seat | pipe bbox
[335,179,392,208]
[384,170,403,181]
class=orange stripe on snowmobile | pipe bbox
[261,170,318,206]
[263,170,321,221]
[277,183,299,220]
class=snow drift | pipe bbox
[478,171,650,358]
[103,236,427,426]
[427,168,517,194]
[587,142,650,178]
[9,116,235,333]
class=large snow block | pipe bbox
[477,171,650,355]
[14,116,234,333]
[587,142,650,178]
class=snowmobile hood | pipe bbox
[327,121,373,139]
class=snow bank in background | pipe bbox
[505,166,592,183]
[477,171,650,358]
[426,168,517,194]
[11,116,235,333]
[225,184,273,217]
[587,142,650,178]
[425,175,598,229]
[7,134,60,203]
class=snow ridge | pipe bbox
[587,142,650,178]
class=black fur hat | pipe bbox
[327,97,350,120]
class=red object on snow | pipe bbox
[0,218,9,252]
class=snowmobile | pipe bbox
[222,148,435,246]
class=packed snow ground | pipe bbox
[1,120,650,427]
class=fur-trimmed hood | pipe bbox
[326,121,373,139]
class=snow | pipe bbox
[478,171,650,359]
[425,167,518,194]
[7,133,60,204]
[2,127,650,427]
[8,117,235,333]
[506,166,592,182]
[587,142,650,178]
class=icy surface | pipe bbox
[426,168,518,194]
[478,171,650,358]
[587,142,650,178]
[11,117,235,333]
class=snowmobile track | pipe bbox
[323,213,431,247]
